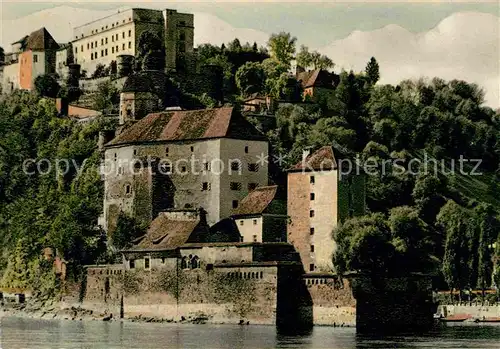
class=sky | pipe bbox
[1,1,499,107]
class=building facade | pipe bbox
[287,146,366,273]
[102,107,269,232]
[1,28,59,92]
[71,8,194,75]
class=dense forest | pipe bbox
[0,32,499,300]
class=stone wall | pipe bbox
[79,76,127,92]
[103,137,268,230]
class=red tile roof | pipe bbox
[290,146,338,172]
[131,211,209,250]
[232,185,278,216]
[296,69,338,89]
[107,107,266,146]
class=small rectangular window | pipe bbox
[106,37,108,44]
[181,166,187,173]
[128,42,132,49]
[112,47,114,53]
[310,176,315,184]
[248,163,259,172]
[101,38,104,45]
[75,47,78,53]
[33,54,38,63]
[232,200,239,209]
[129,30,132,37]
[122,43,125,51]
[91,42,94,49]
[165,147,169,155]
[105,48,108,56]
[253,219,257,225]
[87,43,90,49]
[310,227,315,235]
[116,34,118,40]
[240,220,244,226]
[203,162,210,171]
[202,182,210,191]
[116,45,119,52]
[253,235,258,242]
[112,36,114,42]
[230,182,241,191]
[144,258,150,269]
[190,146,194,152]
[310,210,315,217]
[129,259,135,269]
[309,264,314,272]
[311,245,315,252]
[245,146,249,153]
[310,193,315,200]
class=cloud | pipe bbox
[1,7,497,108]
[0,6,118,45]
[318,12,500,108]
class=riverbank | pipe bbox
[0,301,355,328]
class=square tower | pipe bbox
[163,9,194,72]
[287,146,366,273]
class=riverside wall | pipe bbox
[77,266,434,331]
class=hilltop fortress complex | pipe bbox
[0,8,434,332]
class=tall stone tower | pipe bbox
[163,9,194,73]
[287,146,366,274]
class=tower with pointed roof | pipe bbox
[287,146,366,273]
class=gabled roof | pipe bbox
[232,185,280,216]
[289,146,338,172]
[122,70,169,94]
[25,28,60,51]
[106,107,266,147]
[296,69,338,89]
[131,211,209,251]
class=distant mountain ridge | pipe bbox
[1,6,498,108]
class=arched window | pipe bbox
[180,257,187,269]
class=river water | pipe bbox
[1,317,499,348]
